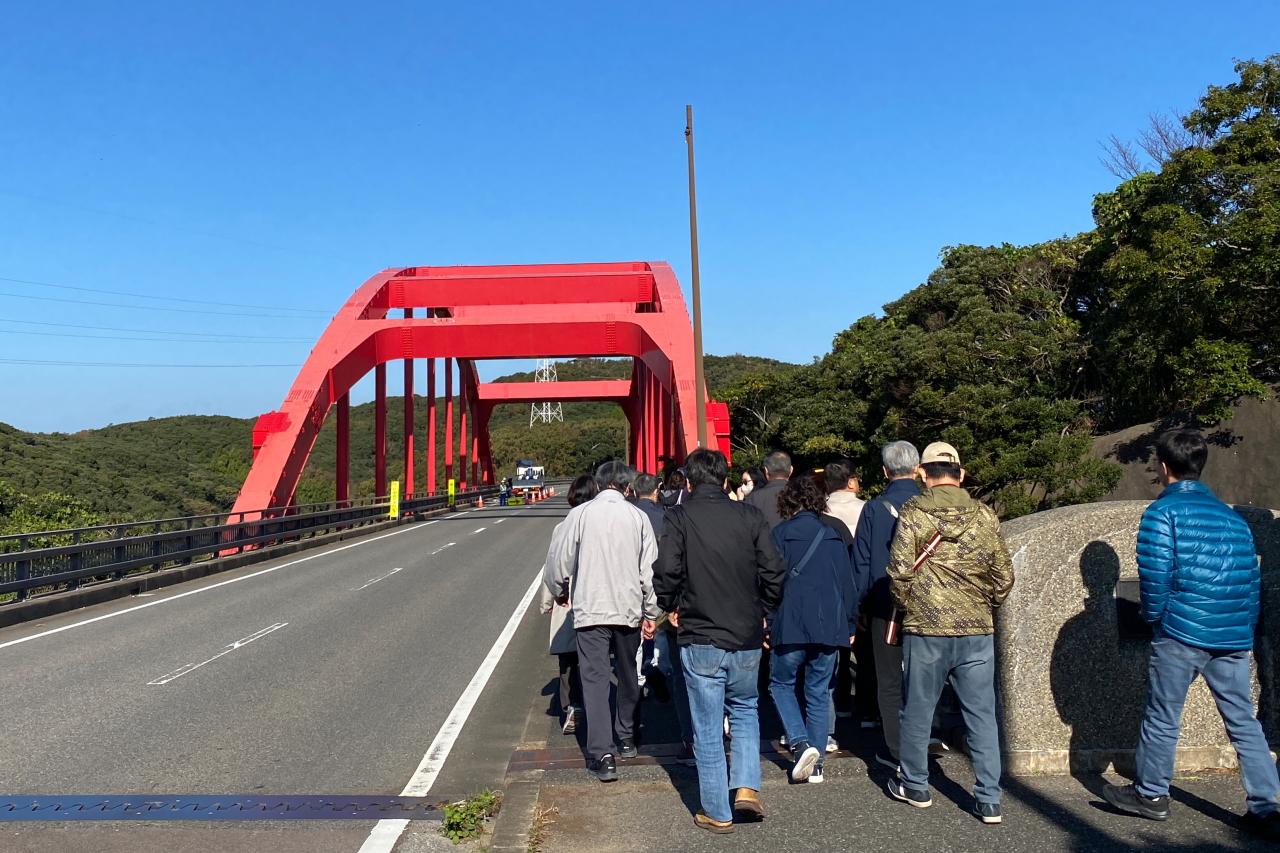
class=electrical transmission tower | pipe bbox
[529,359,564,427]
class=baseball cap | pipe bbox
[921,442,962,466]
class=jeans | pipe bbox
[682,644,762,823]
[900,633,1002,804]
[769,644,837,757]
[576,625,641,761]
[656,631,693,743]
[871,616,904,758]
[1135,635,1280,815]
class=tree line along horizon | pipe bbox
[2,55,1277,535]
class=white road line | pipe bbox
[0,521,442,653]
[352,567,403,592]
[147,622,288,686]
[472,527,487,534]
[430,543,456,555]
[357,569,543,853]
[492,519,505,525]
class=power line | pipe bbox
[0,318,312,340]
[0,329,307,344]
[0,358,301,368]
[0,290,323,320]
[0,275,328,315]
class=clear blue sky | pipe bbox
[2,2,1277,432]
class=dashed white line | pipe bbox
[356,569,543,853]
[493,519,505,525]
[147,622,288,686]
[430,543,456,555]
[472,527,487,534]
[352,567,403,591]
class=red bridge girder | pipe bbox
[231,262,730,517]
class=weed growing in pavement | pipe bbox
[527,804,560,853]
[440,789,502,844]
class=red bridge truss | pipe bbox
[231,262,731,516]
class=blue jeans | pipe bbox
[655,631,694,744]
[1136,635,1280,815]
[769,644,837,757]
[681,644,762,822]
[901,634,1002,804]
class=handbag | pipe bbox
[885,527,943,646]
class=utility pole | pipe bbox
[685,104,709,449]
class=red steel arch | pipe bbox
[231,262,730,516]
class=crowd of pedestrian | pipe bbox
[539,430,1279,839]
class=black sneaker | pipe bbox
[790,741,820,783]
[618,738,638,760]
[1101,783,1169,821]
[1240,810,1280,841]
[591,753,618,782]
[887,779,933,808]
[873,751,900,772]
[677,741,696,767]
[973,801,1002,824]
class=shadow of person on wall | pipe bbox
[1234,506,1279,746]
[1050,541,1148,794]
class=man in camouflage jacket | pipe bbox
[885,442,1014,825]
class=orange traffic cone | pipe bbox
[477,494,485,508]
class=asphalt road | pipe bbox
[0,499,569,852]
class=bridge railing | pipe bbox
[0,487,498,605]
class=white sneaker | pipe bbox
[791,745,820,783]
[723,715,731,739]
[826,736,839,754]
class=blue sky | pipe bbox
[1,2,1277,432]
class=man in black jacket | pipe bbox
[744,450,792,530]
[654,449,785,833]
[851,440,920,769]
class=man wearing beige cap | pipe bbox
[885,442,1015,825]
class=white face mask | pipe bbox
[741,479,754,495]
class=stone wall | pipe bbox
[997,500,1280,776]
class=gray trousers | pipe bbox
[871,616,904,759]
[575,625,642,760]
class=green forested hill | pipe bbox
[0,354,791,528]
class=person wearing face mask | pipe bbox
[733,468,765,502]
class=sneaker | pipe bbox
[1240,810,1280,841]
[790,742,820,783]
[560,707,577,735]
[723,715,731,739]
[973,802,1002,824]
[590,753,618,783]
[928,737,950,755]
[677,741,696,767]
[873,751,900,772]
[618,738,638,760]
[887,779,933,808]
[826,736,839,754]
[1101,783,1169,821]
[693,812,734,834]
[778,733,789,749]
[808,766,825,785]
[732,788,765,822]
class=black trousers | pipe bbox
[575,624,642,761]
[557,652,583,714]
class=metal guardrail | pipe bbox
[0,488,497,605]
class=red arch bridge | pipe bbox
[231,261,731,517]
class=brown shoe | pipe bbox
[733,788,765,822]
[693,812,735,834]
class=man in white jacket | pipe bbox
[545,461,660,782]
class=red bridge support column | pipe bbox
[403,308,415,496]
[444,357,455,487]
[459,362,470,492]
[374,363,387,497]
[336,392,350,504]
[426,356,437,496]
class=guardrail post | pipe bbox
[113,526,127,580]
[183,518,194,565]
[15,535,29,602]
[68,530,83,591]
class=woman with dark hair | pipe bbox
[660,469,688,507]
[732,467,766,502]
[539,474,600,734]
[767,476,860,784]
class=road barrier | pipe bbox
[0,487,498,605]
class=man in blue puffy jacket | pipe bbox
[1103,430,1280,837]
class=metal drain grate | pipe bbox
[0,795,444,821]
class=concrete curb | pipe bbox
[0,502,477,630]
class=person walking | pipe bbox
[852,441,921,769]
[538,474,600,734]
[822,458,866,746]
[544,461,660,783]
[768,476,861,786]
[886,442,1014,825]
[745,451,793,530]
[654,449,785,833]
[1102,431,1280,838]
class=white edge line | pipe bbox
[0,521,438,652]
[357,568,543,853]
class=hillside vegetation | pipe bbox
[0,354,788,530]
